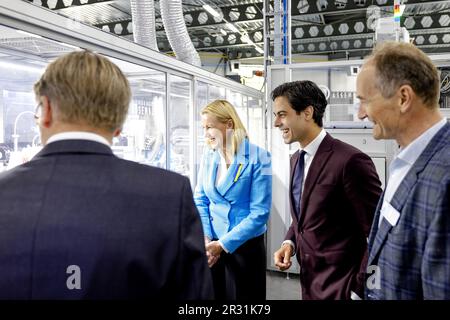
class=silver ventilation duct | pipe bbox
[160,0,202,67]
[130,0,158,51]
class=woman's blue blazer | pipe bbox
[194,139,272,253]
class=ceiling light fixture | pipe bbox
[241,34,252,44]
[226,23,240,33]
[17,30,42,38]
[255,46,264,54]
[203,4,221,18]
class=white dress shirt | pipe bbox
[215,151,229,186]
[214,150,232,253]
[379,117,447,227]
[298,129,327,192]
[46,131,111,147]
[282,129,327,250]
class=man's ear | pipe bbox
[40,96,53,128]
[113,128,122,137]
[398,85,414,114]
[303,105,314,120]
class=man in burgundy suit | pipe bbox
[272,80,382,300]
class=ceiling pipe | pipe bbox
[130,0,159,51]
[160,0,202,67]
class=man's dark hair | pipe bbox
[271,80,328,127]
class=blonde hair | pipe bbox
[201,99,248,156]
[34,50,131,132]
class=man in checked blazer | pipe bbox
[357,41,450,299]
[0,51,213,299]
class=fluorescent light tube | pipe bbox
[226,23,240,33]
[255,46,264,54]
[203,5,221,18]
[17,30,42,38]
[241,34,252,44]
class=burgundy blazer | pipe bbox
[285,133,382,300]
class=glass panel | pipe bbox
[208,84,225,102]
[168,75,192,178]
[228,91,247,129]
[195,81,208,176]
[0,22,169,172]
[0,26,53,172]
[119,66,167,168]
[248,96,264,148]
[291,67,360,126]
[0,59,44,172]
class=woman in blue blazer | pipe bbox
[194,99,272,300]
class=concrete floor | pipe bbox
[266,270,301,300]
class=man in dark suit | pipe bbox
[0,51,213,299]
[272,80,382,300]
[357,42,450,299]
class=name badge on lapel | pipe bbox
[380,200,400,227]
[234,164,243,182]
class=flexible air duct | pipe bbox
[130,0,158,51]
[160,0,202,67]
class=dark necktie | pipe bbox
[292,150,306,219]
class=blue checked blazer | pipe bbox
[366,121,450,300]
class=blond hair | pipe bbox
[201,99,248,156]
[368,41,439,109]
[34,50,131,132]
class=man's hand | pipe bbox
[273,243,293,271]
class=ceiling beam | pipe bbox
[27,0,113,10]
[291,13,450,41]
[292,36,374,55]
[29,0,450,58]
[228,42,450,60]
[329,45,450,60]
[159,11,450,51]
[290,0,447,16]
[95,2,264,34]
[157,29,264,51]
[289,29,450,55]
[93,0,446,35]
[227,47,264,60]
